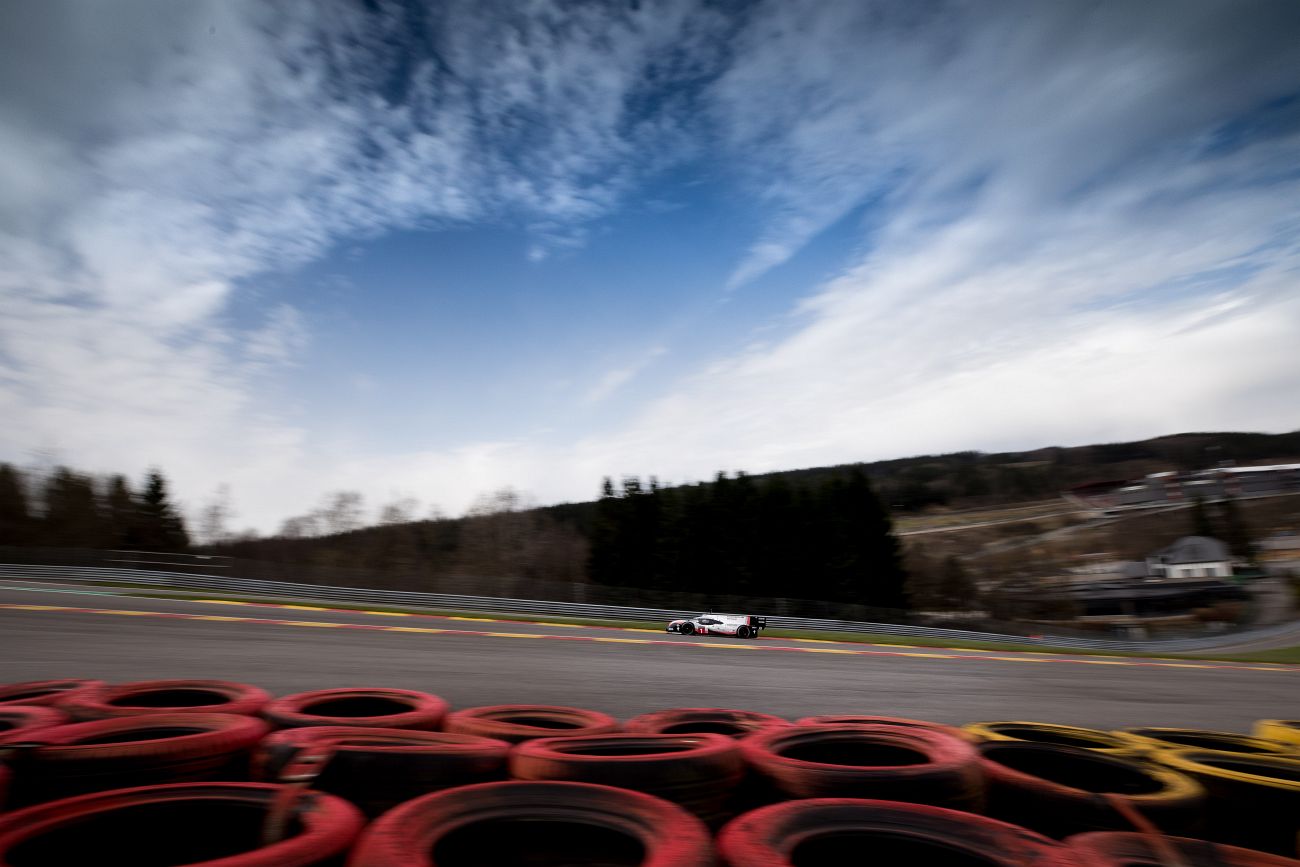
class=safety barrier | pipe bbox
[2,562,1298,654]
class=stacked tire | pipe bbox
[740,724,985,812]
[350,781,715,867]
[62,679,271,720]
[6,713,269,805]
[0,782,364,866]
[263,688,449,731]
[512,732,744,823]
[718,798,1081,867]
[256,726,510,817]
[1153,749,1300,856]
[976,740,1205,838]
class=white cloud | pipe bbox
[2,0,1298,534]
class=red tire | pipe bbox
[0,679,103,708]
[444,704,619,743]
[350,780,714,867]
[0,706,68,744]
[1067,831,1300,866]
[0,782,363,866]
[63,679,271,720]
[263,688,449,730]
[740,724,984,811]
[512,732,744,821]
[977,741,1205,839]
[719,798,1079,867]
[12,712,270,805]
[796,714,975,742]
[256,726,510,817]
[625,708,790,738]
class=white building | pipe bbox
[1145,536,1233,581]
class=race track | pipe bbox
[1,583,1297,731]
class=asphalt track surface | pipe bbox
[1,583,1297,731]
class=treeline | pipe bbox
[219,488,589,585]
[590,469,908,609]
[0,464,189,551]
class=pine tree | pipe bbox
[0,464,32,544]
[137,470,190,552]
[105,475,138,547]
[42,467,107,547]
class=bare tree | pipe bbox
[378,496,420,526]
[320,491,364,535]
[198,485,234,546]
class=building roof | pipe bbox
[1150,535,1230,564]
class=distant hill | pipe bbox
[212,430,1300,586]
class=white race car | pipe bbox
[665,613,766,639]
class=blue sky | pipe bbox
[2,0,1299,535]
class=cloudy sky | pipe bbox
[2,0,1299,534]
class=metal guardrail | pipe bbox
[2,563,1296,654]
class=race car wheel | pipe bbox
[680,623,695,635]
[737,626,751,639]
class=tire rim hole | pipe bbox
[982,744,1163,794]
[108,689,229,709]
[781,740,927,767]
[300,697,414,718]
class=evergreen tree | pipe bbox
[136,470,190,551]
[104,475,138,547]
[42,467,107,547]
[0,464,32,544]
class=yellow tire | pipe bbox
[1254,720,1300,749]
[1153,748,1300,856]
[964,721,1136,756]
[1113,727,1296,757]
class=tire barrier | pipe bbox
[1254,720,1300,749]
[0,782,364,866]
[797,714,976,742]
[262,688,449,731]
[1115,727,1297,757]
[349,780,715,867]
[740,724,984,811]
[255,726,510,817]
[0,706,67,744]
[1066,831,1300,866]
[511,732,744,822]
[1154,749,1300,857]
[965,721,1136,755]
[0,679,104,708]
[718,798,1080,867]
[976,741,1205,839]
[624,708,790,738]
[62,679,271,720]
[444,704,620,743]
[8,712,269,805]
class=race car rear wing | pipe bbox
[749,616,768,631]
